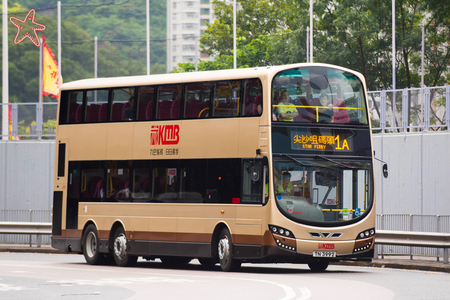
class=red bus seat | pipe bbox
[170,99,181,119]
[185,98,200,118]
[121,102,130,120]
[158,100,172,119]
[87,104,100,122]
[332,98,350,123]
[75,105,83,123]
[68,103,79,123]
[252,95,262,115]
[145,101,153,120]
[112,103,124,121]
[98,103,108,122]
[137,100,148,120]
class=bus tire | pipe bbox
[112,226,137,267]
[217,228,241,272]
[82,224,104,265]
[308,259,329,271]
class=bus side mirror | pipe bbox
[251,166,260,182]
[382,164,388,178]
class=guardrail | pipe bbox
[1,222,449,263]
[0,222,52,248]
[376,230,450,264]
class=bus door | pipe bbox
[234,159,266,253]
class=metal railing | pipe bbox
[1,210,449,258]
[0,222,52,248]
[368,86,450,132]
[376,214,450,261]
[0,86,448,140]
[375,230,450,264]
[0,102,57,140]
[0,210,52,244]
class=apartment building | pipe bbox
[166,0,214,72]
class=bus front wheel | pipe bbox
[217,228,241,272]
[308,259,329,271]
[112,227,137,267]
[82,224,103,265]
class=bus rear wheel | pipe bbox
[83,224,104,265]
[112,227,137,267]
[217,228,241,272]
[308,259,329,271]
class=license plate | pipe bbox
[313,251,336,258]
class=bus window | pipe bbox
[86,89,108,123]
[111,88,134,122]
[213,81,240,118]
[185,83,211,119]
[77,162,105,201]
[242,160,263,203]
[137,86,155,121]
[272,66,368,124]
[66,91,84,124]
[106,161,130,201]
[180,159,207,203]
[131,166,151,201]
[157,85,182,120]
[153,167,179,201]
[206,159,241,203]
[243,79,262,116]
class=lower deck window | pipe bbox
[67,158,264,205]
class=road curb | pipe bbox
[333,260,450,273]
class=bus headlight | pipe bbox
[356,228,375,240]
[269,225,296,252]
[353,228,375,253]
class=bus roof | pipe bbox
[60,63,363,91]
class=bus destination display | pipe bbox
[290,128,353,152]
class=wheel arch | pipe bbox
[109,220,126,251]
[211,222,231,257]
[81,220,98,253]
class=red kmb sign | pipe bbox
[150,125,180,146]
[318,243,335,250]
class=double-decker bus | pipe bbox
[51,63,375,271]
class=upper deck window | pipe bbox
[157,85,182,120]
[272,67,368,125]
[213,81,240,118]
[59,78,262,124]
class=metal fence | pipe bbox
[1,86,449,140]
[368,86,450,132]
[0,102,57,140]
[376,214,450,260]
[0,210,52,244]
[1,210,449,258]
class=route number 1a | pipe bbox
[335,135,349,150]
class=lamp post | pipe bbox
[309,0,313,63]
[233,0,236,69]
[2,0,9,140]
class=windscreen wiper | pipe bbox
[314,155,357,169]
[281,154,308,167]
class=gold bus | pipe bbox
[52,63,375,271]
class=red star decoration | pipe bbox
[9,9,46,47]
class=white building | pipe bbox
[166,0,214,72]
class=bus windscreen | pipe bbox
[273,157,373,225]
[272,66,368,125]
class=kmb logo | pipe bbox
[150,125,180,145]
[318,243,335,250]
